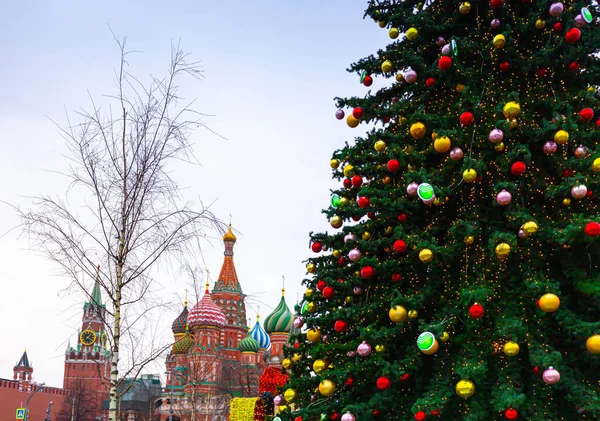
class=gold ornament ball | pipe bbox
[539,293,560,312]
[494,142,505,151]
[464,235,474,245]
[282,358,293,369]
[592,158,600,172]
[305,288,314,297]
[343,164,354,177]
[408,310,419,319]
[459,2,471,14]
[522,221,538,235]
[332,250,341,258]
[384,226,394,236]
[410,122,426,139]
[434,197,443,206]
[456,83,465,93]
[456,380,475,398]
[318,379,336,396]
[440,331,450,342]
[431,131,438,140]
[399,116,408,125]
[503,341,520,356]
[509,119,518,129]
[419,248,433,263]
[588,86,597,93]
[586,334,600,354]
[292,353,302,362]
[434,136,451,153]
[375,344,385,352]
[389,305,407,323]
[389,27,400,39]
[345,296,353,304]
[378,21,386,28]
[347,115,360,128]
[330,159,340,169]
[313,359,327,374]
[307,263,316,273]
[422,339,438,355]
[382,175,392,185]
[279,405,288,412]
[307,302,317,313]
[340,197,349,206]
[535,19,546,29]
[374,140,387,152]
[503,101,521,119]
[463,169,477,183]
[563,198,571,206]
[362,231,371,240]
[381,60,393,73]
[307,328,322,342]
[554,130,569,145]
[395,73,404,82]
[493,34,506,48]
[406,27,419,41]
[284,388,298,403]
[330,216,343,229]
[354,270,360,278]
[495,242,511,258]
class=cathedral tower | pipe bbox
[263,288,293,367]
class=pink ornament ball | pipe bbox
[274,395,284,405]
[574,14,586,27]
[348,248,362,262]
[450,147,464,160]
[293,317,304,328]
[335,109,345,120]
[496,190,512,206]
[489,128,504,143]
[491,19,500,29]
[571,184,588,199]
[344,233,355,243]
[407,182,419,196]
[353,286,364,295]
[357,341,372,356]
[543,367,561,385]
[405,70,417,84]
[436,37,445,46]
[575,146,588,159]
[441,44,451,55]
[341,413,356,421]
[549,2,564,16]
[518,228,528,239]
[423,196,436,205]
[543,141,557,155]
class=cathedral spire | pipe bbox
[214,224,242,293]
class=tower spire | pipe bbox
[282,275,286,297]
[184,288,188,307]
[205,281,210,294]
[91,264,102,306]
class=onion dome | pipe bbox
[238,329,260,353]
[171,301,189,334]
[172,333,194,354]
[188,282,226,329]
[264,289,293,334]
[250,316,271,349]
[223,224,237,243]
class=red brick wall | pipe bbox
[0,380,67,421]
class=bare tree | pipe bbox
[15,34,223,421]
[56,379,98,421]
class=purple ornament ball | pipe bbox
[293,317,304,329]
[405,70,417,83]
[348,248,362,262]
[274,395,284,406]
[549,2,564,16]
[543,366,560,385]
[489,128,504,143]
[543,141,557,155]
[341,413,355,421]
[436,36,445,46]
[450,147,464,160]
[571,184,588,199]
[407,182,419,196]
[496,190,512,206]
[574,14,586,27]
[357,341,372,356]
[491,19,500,28]
[335,109,345,120]
[441,44,451,55]
[575,145,588,159]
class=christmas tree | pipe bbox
[280,0,600,420]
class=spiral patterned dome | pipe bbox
[250,319,271,349]
[188,284,226,329]
[238,330,260,353]
[172,333,194,354]
[171,303,189,334]
[264,292,293,334]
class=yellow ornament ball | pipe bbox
[535,19,546,29]
[279,405,288,412]
[586,334,600,354]
[284,388,298,403]
[389,305,407,323]
[339,197,349,206]
[503,341,520,356]
[306,328,322,343]
[332,250,341,258]
[592,158,600,172]
[434,136,451,153]
[389,27,400,39]
[539,293,560,312]
[408,309,419,319]
[313,359,327,374]
[509,119,518,129]
[563,198,571,206]
[588,86,597,93]
[495,242,511,259]
[456,83,465,93]
[384,226,394,235]
[494,142,505,151]
[399,116,408,125]
[554,130,569,145]
[406,27,419,41]
[410,122,426,139]
[318,379,336,396]
[343,164,354,177]
[330,159,340,169]
[464,235,474,245]
[346,115,360,128]
[292,353,302,362]
[396,73,404,83]
[305,288,314,297]
[431,132,438,140]
[378,21,386,28]
[422,339,439,355]
[382,175,392,185]
[306,302,317,313]
[459,2,471,14]
[419,248,433,263]
[345,296,352,304]
[522,221,539,235]
[374,140,387,152]
[362,231,371,240]
[440,331,450,342]
[455,380,475,398]
[307,263,316,273]
[493,34,506,48]
[434,197,443,206]
[381,60,393,73]
[375,344,385,352]
[503,102,520,119]
[282,358,293,369]
[330,216,343,229]
[463,169,477,183]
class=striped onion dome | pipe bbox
[171,303,189,334]
[250,318,271,349]
[187,284,226,329]
[264,290,293,334]
[172,333,194,354]
[238,329,260,353]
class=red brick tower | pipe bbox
[13,350,33,392]
[63,267,110,416]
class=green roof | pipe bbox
[91,279,102,306]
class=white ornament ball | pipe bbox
[571,184,588,199]
[405,70,417,84]
[489,128,504,143]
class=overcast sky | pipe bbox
[0,0,385,387]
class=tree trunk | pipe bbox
[191,387,196,421]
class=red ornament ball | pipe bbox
[587,190,593,198]
[337,257,345,266]
[372,410,380,417]
[511,161,526,175]
[491,0,504,8]
[505,409,519,420]
[415,411,426,421]
[393,239,408,253]
[351,215,361,222]
[317,280,327,291]
[392,273,402,282]
[584,222,600,237]
[383,116,391,124]
[553,22,563,32]
[330,414,339,421]
[357,196,370,208]
[563,169,574,177]
[400,373,410,381]
[296,417,303,421]
[345,377,354,387]
[387,159,401,173]
[361,266,375,279]
[367,211,375,219]
[398,213,408,223]
[376,376,391,390]
[499,61,510,71]
[322,286,334,298]
[569,61,580,72]
[334,320,347,332]
[343,179,352,189]
[469,303,485,319]
[460,111,474,126]
[426,77,435,87]
[438,56,452,70]
[363,75,373,87]
[533,366,541,375]
[536,67,547,77]
[580,108,594,122]
[351,175,363,187]
[430,410,440,417]
[352,107,364,119]
[311,242,322,253]
[565,28,581,43]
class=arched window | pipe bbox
[228,339,233,348]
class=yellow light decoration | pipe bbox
[330,216,343,229]
[422,339,438,355]
[459,2,471,14]
[306,328,322,342]
[535,19,546,29]
[495,243,511,258]
[434,136,451,153]
[554,130,569,144]
[305,288,314,297]
[375,344,385,352]
[389,27,399,39]
[408,310,418,319]
[284,388,297,403]
[410,122,426,139]
[464,235,474,245]
[539,293,560,312]
[463,169,477,182]
[493,34,506,48]
[381,60,393,73]
[406,27,418,41]
[522,221,538,234]
[282,358,293,369]
[307,263,316,273]
[586,335,600,354]
[503,341,520,356]
[419,249,433,263]
[456,380,475,398]
[389,305,407,323]
[503,102,520,119]
[374,140,387,152]
[330,159,339,169]
[306,302,317,313]
[440,331,450,342]
[292,353,302,362]
[592,158,600,172]
[313,359,327,374]
[343,164,354,177]
[456,83,465,92]
[346,115,359,128]
[318,379,336,396]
